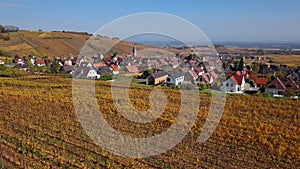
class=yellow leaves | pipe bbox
[1,43,32,52]
[0,77,299,168]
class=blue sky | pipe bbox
[0,0,300,42]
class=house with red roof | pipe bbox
[35,59,46,67]
[210,71,218,80]
[93,62,106,68]
[110,64,120,75]
[185,70,199,83]
[266,77,299,97]
[220,71,246,93]
[195,67,204,76]
[255,77,268,88]
[200,73,212,85]
[13,56,25,65]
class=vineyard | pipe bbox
[0,31,184,58]
[0,76,299,168]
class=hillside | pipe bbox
[0,31,89,57]
[0,76,299,168]
[0,30,183,58]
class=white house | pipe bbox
[64,60,72,66]
[167,73,185,86]
[0,60,4,65]
[86,69,100,79]
[30,57,35,65]
[220,72,246,93]
[77,67,100,79]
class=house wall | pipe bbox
[241,76,245,91]
[154,75,168,85]
[167,76,184,85]
[266,88,285,96]
[221,79,239,93]
[37,64,45,67]
[87,70,100,79]
[175,77,184,85]
[221,76,246,93]
[147,75,168,85]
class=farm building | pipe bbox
[146,71,169,85]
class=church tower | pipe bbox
[132,46,137,58]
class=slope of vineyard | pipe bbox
[0,76,299,168]
[0,31,183,58]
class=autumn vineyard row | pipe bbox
[0,76,299,168]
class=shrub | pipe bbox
[259,92,273,98]
[0,34,10,41]
[0,67,27,78]
[97,76,113,81]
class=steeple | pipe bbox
[132,46,137,57]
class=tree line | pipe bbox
[0,25,19,33]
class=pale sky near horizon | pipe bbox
[0,0,300,42]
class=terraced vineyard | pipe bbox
[0,76,299,168]
[0,31,184,58]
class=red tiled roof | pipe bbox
[226,71,245,85]
[35,59,45,65]
[226,72,235,79]
[282,77,299,89]
[266,77,286,90]
[196,67,204,73]
[202,73,210,83]
[206,66,213,72]
[210,71,218,79]
[255,78,268,85]
[226,71,244,85]
[93,62,106,68]
[188,70,198,79]
[230,76,239,85]
[111,65,119,71]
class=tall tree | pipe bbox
[0,25,4,33]
[238,57,244,70]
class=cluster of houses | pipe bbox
[3,46,300,98]
[220,65,300,98]
[72,46,223,89]
[11,55,46,71]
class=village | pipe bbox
[0,45,299,99]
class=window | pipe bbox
[226,83,229,87]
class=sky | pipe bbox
[0,0,300,42]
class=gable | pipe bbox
[267,78,286,90]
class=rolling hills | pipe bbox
[0,30,180,58]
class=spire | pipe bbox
[132,46,137,57]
